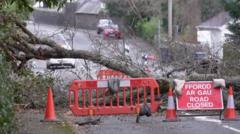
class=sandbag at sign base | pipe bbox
[173,79,185,96]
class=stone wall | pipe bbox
[31,1,124,30]
[32,4,100,29]
[32,8,64,26]
[75,13,100,29]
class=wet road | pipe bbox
[71,114,240,134]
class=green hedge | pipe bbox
[12,69,54,109]
[135,17,158,43]
[0,54,16,134]
[223,43,240,75]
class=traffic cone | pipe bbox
[41,87,58,122]
[163,88,179,122]
[223,85,239,120]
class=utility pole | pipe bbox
[157,19,161,47]
[157,0,162,47]
[168,0,173,40]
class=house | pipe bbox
[32,0,105,29]
[196,12,232,59]
[75,0,106,29]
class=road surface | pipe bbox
[24,22,240,134]
[67,113,240,134]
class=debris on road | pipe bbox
[75,118,101,126]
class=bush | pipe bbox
[0,53,55,133]
[135,17,158,43]
[0,54,16,134]
[223,43,240,75]
[12,68,70,109]
[12,69,54,109]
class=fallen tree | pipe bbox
[0,12,149,78]
[1,0,240,87]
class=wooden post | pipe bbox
[168,0,173,40]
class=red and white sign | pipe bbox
[176,81,224,110]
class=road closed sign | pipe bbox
[176,81,224,110]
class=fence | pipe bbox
[69,78,161,116]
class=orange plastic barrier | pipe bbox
[69,78,161,116]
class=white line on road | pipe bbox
[194,116,222,124]
[194,116,240,133]
[59,33,71,49]
[222,125,240,133]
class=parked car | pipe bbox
[97,19,114,34]
[47,58,75,69]
[46,34,76,70]
[103,26,121,39]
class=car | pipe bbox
[97,19,114,34]
[46,34,76,70]
[103,27,121,39]
[47,58,75,69]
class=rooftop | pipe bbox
[76,0,103,14]
[197,12,231,29]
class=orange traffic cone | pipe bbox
[223,85,239,120]
[163,88,179,122]
[41,87,58,122]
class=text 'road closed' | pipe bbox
[176,81,224,110]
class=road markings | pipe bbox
[194,116,240,133]
[59,33,72,49]
[222,125,240,133]
[194,116,222,124]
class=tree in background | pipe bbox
[222,0,240,76]
[200,0,224,21]
[173,0,201,41]
[172,0,224,41]
[104,0,161,42]
[105,0,224,42]
[223,0,240,45]
[105,0,160,23]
